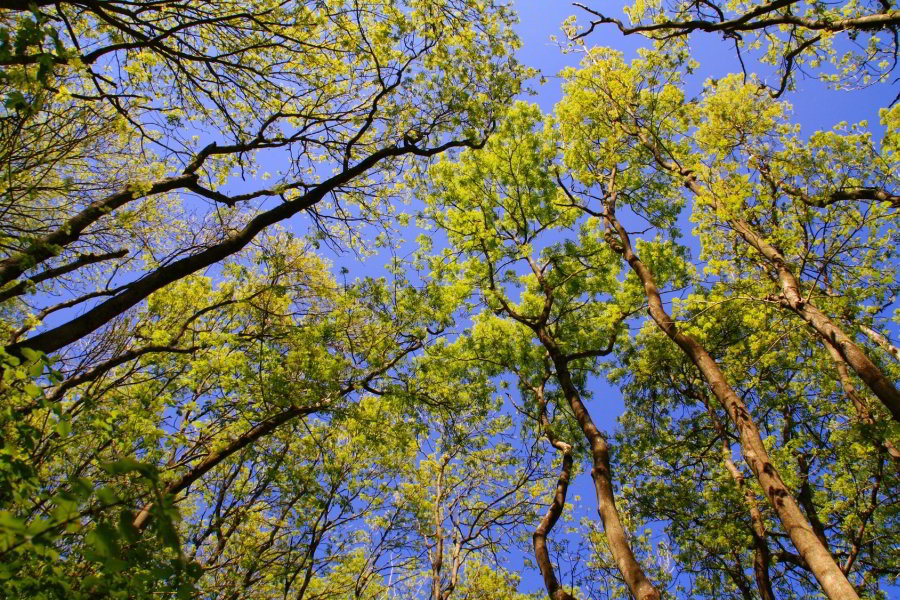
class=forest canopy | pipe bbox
[0,1,897,599]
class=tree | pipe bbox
[0,233,466,597]
[553,45,897,600]
[573,0,900,98]
[0,0,525,359]
[423,103,664,600]
[3,3,899,599]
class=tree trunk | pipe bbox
[543,341,661,600]
[532,383,578,600]
[700,393,776,600]
[730,214,900,423]
[602,197,859,600]
[860,325,900,363]
[821,338,900,465]
[636,129,900,423]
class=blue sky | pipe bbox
[514,1,894,130]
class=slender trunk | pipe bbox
[533,450,577,600]
[497,239,660,600]
[441,538,463,600]
[796,455,830,550]
[730,213,900,422]
[532,384,578,600]
[729,454,777,600]
[859,325,900,363]
[700,394,775,600]
[602,196,859,600]
[544,343,660,600]
[636,129,900,423]
[841,456,884,575]
[430,458,448,600]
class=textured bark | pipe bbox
[532,383,578,600]
[601,190,859,600]
[636,128,900,424]
[545,344,661,600]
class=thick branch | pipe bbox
[6,136,483,357]
[132,402,324,530]
[0,174,197,289]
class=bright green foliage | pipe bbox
[422,101,677,599]
[0,352,196,599]
[553,45,899,598]
[2,2,899,599]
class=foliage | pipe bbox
[1,1,899,599]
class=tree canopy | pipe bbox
[0,1,897,599]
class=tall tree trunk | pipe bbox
[542,341,661,600]
[601,190,859,600]
[635,128,900,423]
[430,458,448,600]
[725,451,777,600]
[532,383,578,600]
[726,212,900,423]
[698,392,776,600]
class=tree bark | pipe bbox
[544,344,661,600]
[724,450,777,600]
[601,189,859,600]
[532,383,578,600]
[699,392,776,600]
[636,128,900,424]
[726,212,900,423]
[860,325,900,363]
[821,338,900,465]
